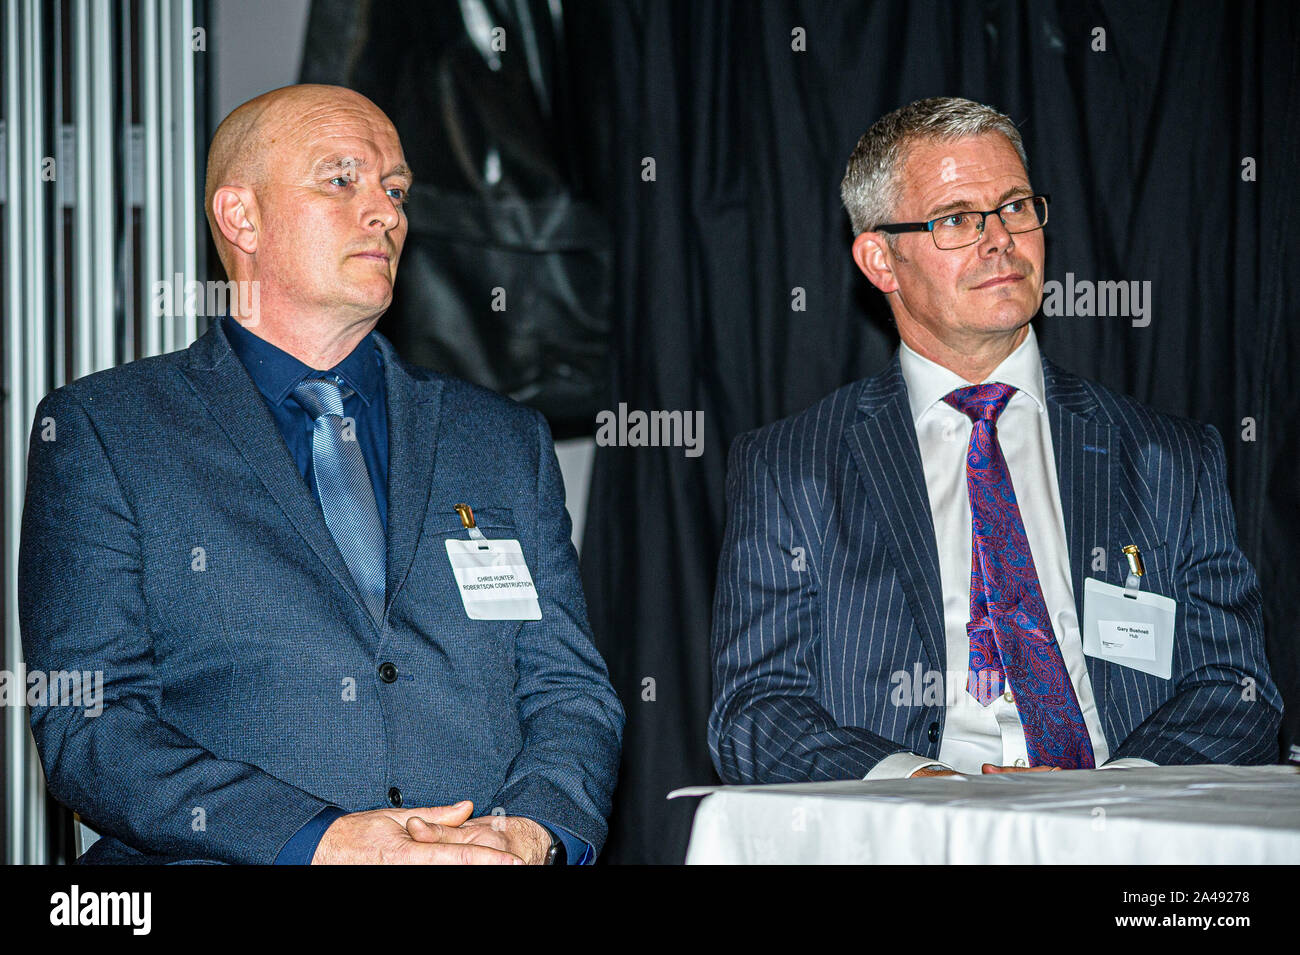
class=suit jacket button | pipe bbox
[927,722,940,744]
[379,662,398,683]
[388,787,403,808]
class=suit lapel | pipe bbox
[179,320,373,625]
[372,331,444,617]
[843,356,945,672]
[1043,356,1114,724]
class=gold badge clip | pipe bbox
[455,503,487,543]
[1122,544,1144,595]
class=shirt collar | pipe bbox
[222,313,383,408]
[898,323,1046,425]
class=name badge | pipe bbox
[1082,577,1176,679]
[446,538,542,621]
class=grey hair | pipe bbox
[840,97,1029,240]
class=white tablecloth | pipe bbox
[671,765,1300,864]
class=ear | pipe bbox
[852,231,900,294]
[211,185,260,257]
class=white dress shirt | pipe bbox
[866,327,1153,778]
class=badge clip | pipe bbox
[1122,544,1144,596]
[454,503,488,543]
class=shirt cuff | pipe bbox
[274,806,347,865]
[1099,757,1158,769]
[518,816,594,865]
[865,752,960,780]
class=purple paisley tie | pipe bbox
[944,382,1095,769]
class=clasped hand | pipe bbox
[913,764,1064,777]
[312,800,552,864]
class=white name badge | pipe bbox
[445,538,542,621]
[1082,577,1176,679]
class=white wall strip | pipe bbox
[2,0,202,864]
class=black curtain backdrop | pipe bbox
[301,0,616,438]
[579,0,1300,864]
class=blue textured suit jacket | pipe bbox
[709,352,1281,782]
[19,318,624,863]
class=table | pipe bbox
[670,764,1300,864]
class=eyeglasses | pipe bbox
[875,194,1050,250]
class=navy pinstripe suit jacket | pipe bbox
[709,352,1282,783]
[19,319,623,863]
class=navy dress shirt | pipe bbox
[221,315,591,865]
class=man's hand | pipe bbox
[408,811,552,866]
[981,763,1061,773]
[910,764,1065,777]
[311,801,525,864]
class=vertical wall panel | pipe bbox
[2,0,203,864]
[141,0,162,358]
[3,0,29,868]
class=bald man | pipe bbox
[19,85,624,864]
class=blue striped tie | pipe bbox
[292,376,386,625]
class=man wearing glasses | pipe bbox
[709,97,1279,783]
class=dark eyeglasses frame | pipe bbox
[874,193,1051,250]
